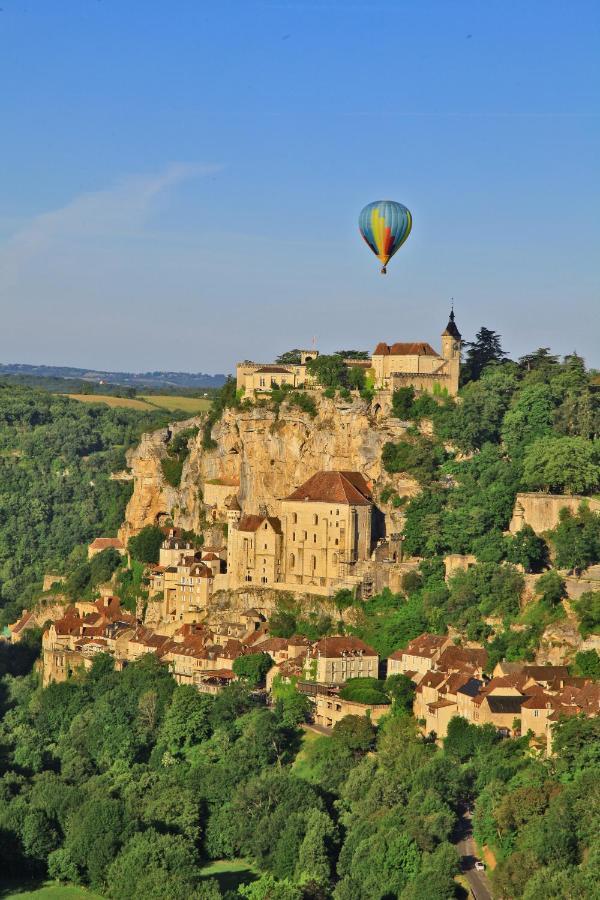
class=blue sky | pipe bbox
[0,0,598,374]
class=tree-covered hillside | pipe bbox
[0,652,597,899]
[0,383,175,625]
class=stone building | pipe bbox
[226,514,283,587]
[304,635,379,685]
[87,537,126,560]
[225,470,374,595]
[279,471,373,591]
[371,310,462,397]
[236,350,319,398]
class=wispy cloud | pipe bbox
[0,163,220,290]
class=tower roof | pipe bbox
[442,308,461,340]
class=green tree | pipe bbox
[128,525,164,564]
[159,685,213,758]
[106,829,200,900]
[573,591,600,637]
[522,436,600,494]
[295,808,337,887]
[501,383,555,456]
[239,874,302,900]
[535,570,567,607]
[463,326,508,382]
[232,652,274,687]
[571,649,600,678]
[550,506,600,573]
[392,387,416,419]
[306,355,347,389]
[507,525,549,573]
[384,673,416,714]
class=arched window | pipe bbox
[289,553,295,570]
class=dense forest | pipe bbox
[0,383,175,626]
[0,650,598,899]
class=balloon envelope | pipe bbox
[358,200,412,272]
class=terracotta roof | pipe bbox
[523,665,570,682]
[428,699,456,710]
[11,610,36,634]
[404,633,449,659]
[202,552,220,560]
[285,471,372,505]
[437,646,488,672]
[419,671,446,689]
[237,514,282,534]
[521,692,557,710]
[255,366,293,374]
[373,341,440,358]
[89,537,124,551]
[312,635,377,658]
[254,637,289,653]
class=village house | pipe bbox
[87,537,126,560]
[236,350,319,398]
[387,633,452,680]
[313,692,390,730]
[304,635,379,685]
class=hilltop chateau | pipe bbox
[236,309,462,398]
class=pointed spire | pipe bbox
[442,302,461,340]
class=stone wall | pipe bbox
[509,492,600,535]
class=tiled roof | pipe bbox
[373,341,440,357]
[312,635,377,658]
[285,471,372,505]
[404,633,449,659]
[237,514,283,534]
[89,537,124,550]
[437,646,488,672]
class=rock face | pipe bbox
[120,396,414,542]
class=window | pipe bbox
[313,514,318,525]
[264,543,268,549]
[289,552,295,570]
[534,710,539,718]
[292,531,296,541]
[332,552,338,565]
[264,523,268,530]
[336,509,339,516]
[292,513,297,524]
[259,377,265,387]
[311,555,317,571]
[335,538,339,545]
[303,531,308,540]
[313,534,317,543]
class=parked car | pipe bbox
[474,861,485,871]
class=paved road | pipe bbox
[453,808,493,900]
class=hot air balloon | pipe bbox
[358,200,412,274]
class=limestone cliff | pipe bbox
[119,396,418,542]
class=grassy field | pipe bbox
[139,394,211,413]
[292,727,325,782]
[199,859,258,892]
[66,393,211,414]
[0,883,103,899]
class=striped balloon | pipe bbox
[358,200,412,274]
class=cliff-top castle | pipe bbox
[236,309,462,398]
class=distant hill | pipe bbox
[0,362,228,389]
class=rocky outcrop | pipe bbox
[120,396,414,542]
